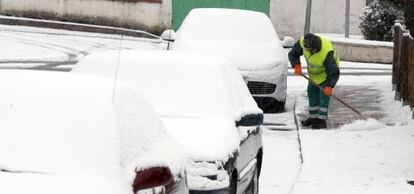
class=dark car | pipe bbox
[73,50,264,194]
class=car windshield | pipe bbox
[178,9,280,43]
[0,70,171,181]
[0,71,120,177]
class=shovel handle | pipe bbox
[300,74,367,120]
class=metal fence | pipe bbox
[392,22,414,118]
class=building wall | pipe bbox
[0,0,365,37]
[0,0,172,33]
[270,0,366,39]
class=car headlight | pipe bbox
[186,160,229,191]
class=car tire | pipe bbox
[253,97,285,113]
[267,101,285,113]
[245,166,259,194]
[229,172,237,194]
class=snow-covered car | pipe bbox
[73,50,264,194]
[162,8,295,113]
[0,70,188,194]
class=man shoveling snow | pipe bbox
[288,33,340,129]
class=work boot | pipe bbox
[300,118,317,127]
[311,119,327,129]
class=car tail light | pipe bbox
[133,167,173,193]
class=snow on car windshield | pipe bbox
[177,8,279,43]
[73,50,261,121]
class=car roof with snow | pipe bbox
[0,70,183,194]
[177,8,279,42]
[171,8,287,71]
[73,50,262,160]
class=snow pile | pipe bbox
[376,84,413,126]
[339,118,386,131]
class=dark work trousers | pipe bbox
[307,81,330,120]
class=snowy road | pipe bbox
[0,25,166,71]
[1,24,413,194]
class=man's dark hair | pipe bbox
[304,33,322,52]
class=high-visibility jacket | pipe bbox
[299,36,340,84]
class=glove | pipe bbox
[324,86,333,96]
[294,64,302,75]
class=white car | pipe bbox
[73,50,264,194]
[0,70,188,194]
[162,8,295,113]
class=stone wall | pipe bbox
[332,41,393,64]
[0,0,172,34]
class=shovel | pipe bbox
[300,74,368,120]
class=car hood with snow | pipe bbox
[171,8,287,71]
[161,117,240,161]
[73,50,262,161]
[0,70,184,194]
[172,40,286,72]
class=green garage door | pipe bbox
[172,0,270,30]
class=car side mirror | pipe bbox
[236,113,264,127]
[133,166,173,193]
[161,29,176,42]
[281,36,295,48]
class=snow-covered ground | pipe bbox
[261,67,414,194]
[0,25,166,71]
[1,24,413,193]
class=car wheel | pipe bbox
[229,172,237,194]
[267,100,285,113]
[253,97,285,113]
[244,166,259,194]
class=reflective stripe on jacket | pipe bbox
[299,36,340,84]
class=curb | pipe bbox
[0,15,161,39]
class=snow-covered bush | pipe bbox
[359,0,405,41]
[386,0,414,36]
[407,4,414,35]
